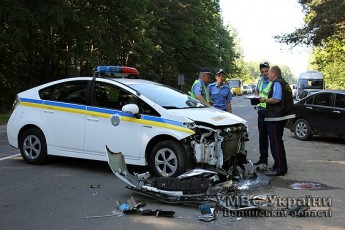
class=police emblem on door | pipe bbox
[111,114,121,127]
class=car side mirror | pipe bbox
[122,104,141,119]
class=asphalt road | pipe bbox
[1,95,344,230]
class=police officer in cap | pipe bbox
[207,69,232,112]
[190,67,213,105]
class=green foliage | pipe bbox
[230,61,296,85]
[276,0,345,46]
[233,61,258,84]
[275,0,345,88]
[0,0,239,104]
[310,39,345,89]
[279,65,296,84]
[0,110,11,125]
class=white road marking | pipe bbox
[0,153,21,161]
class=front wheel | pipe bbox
[149,140,186,177]
[19,128,48,164]
[293,118,313,141]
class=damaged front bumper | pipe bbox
[106,146,271,212]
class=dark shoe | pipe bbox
[269,164,277,171]
[253,160,267,166]
[266,171,286,176]
[256,163,268,172]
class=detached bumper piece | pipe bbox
[106,147,271,211]
[153,177,211,193]
[126,186,214,204]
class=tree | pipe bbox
[280,65,296,84]
[275,0,344,89]
[309,39,345,89]
[236,61,258,84]
[231,61,296,85]
[0,0,240,108]
[145,0,239,90]
[276,0,345,46]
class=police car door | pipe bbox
[41,80,88,155]
[84,79,142,159]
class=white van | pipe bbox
[297,71,324,96]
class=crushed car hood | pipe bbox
[170,108,246,126]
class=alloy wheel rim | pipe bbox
[155,148,178,177]
[296,122,308,138]
[23,135,41,159]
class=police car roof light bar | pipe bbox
[95,66,139,77]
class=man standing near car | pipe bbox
[207,69,232,113]
[259,66,294,176]
[253,62,271,167]
[190,67,213,105]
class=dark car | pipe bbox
[296,89,322,101]
[289,90,345,140]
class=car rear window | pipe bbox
[39,80,89,105]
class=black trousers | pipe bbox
[266,120,288,173]
[257,110,269,163]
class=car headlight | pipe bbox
[183,122,195,129]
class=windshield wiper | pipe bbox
[162,105,207,109]
[162,106,181,109]
[179,106,206,109]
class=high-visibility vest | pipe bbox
[190,79,211,102]
[257,80,272,108]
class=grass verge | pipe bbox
[0,111,11,125]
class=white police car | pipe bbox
[7,66,248,177]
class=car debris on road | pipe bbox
[106,146,272,213]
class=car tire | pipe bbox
[149,140,186,177]
[19,128,48,164]
[293,118,313,141]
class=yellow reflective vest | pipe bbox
[257,80,272,108]
[190,79,211,102]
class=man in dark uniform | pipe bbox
[259,66,294,176]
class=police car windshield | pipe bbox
[129,83,206,109]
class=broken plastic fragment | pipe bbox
[290,182,323,190]
[198,204,218,222]
[106,146,141,188]
[177,169,217,180]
